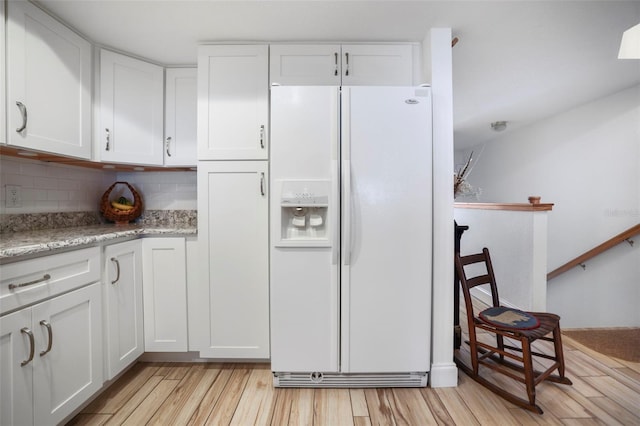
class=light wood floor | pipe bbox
[67,333,640,425]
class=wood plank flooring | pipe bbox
[69,295,639,425]
[67,336,640,425]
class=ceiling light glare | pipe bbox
[618,22,640,59]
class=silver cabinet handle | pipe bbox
[334,52,338,76]
[16,101,28,133]
[260,172,265,196]
[39,320,53,357]
[259,125,265,149]
[344,52,349,76]
[110,257,120,284]
[105,128,110,151]
[9,274,51,290]
[21,328,35,367]
[166,136,172,157]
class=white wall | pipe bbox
[456,84,640,328]
[454,208,549,312]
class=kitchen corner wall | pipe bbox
[0,156,198,214]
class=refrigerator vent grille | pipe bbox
[273,372,428,388]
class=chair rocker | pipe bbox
[454,248,572,414]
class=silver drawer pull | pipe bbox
[16,101,28,133]
[166,136,172,157]
[259,125,265,149]
[260,172,266,196]
[21,328,35,366]
[344,52,349,76]
[40,320,53,356]
[9,274,51,290]
[111,257,121,284]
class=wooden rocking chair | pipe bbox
[454,248,572,414]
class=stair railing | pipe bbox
[547,223,640,280]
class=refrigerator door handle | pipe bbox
[343,160,352,266]
[331,160,339,265]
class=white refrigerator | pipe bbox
[270,86,432,387]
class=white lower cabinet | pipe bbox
[196,161,270,358]
[103,240,144,380]
[142,237,188,352]
[0,283,102,426]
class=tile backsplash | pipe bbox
[116,171,197,210]
[0,156,113,214]
[0,156,198,214]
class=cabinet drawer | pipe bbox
[0,247,100,315]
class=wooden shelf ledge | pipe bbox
[454,202,554,212]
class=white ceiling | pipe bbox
[35,0,640,149]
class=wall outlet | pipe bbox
[6,185,22,208]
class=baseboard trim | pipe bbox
[429,362,458,387]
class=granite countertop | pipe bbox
[0,224,197,260]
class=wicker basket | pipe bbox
[100,181,143,224]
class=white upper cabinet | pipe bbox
[270,44,415,86]
[197,45,269,160]
[164,68,197,166]
[270,44,341,86]
[99,49,164,165]
[6,0,92,158]
[341,44,414,86]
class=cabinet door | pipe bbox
[6,0,92,158]
[104,240,144,379]
[197,45,268,160]
[32,283,103,426]
[99,49,164,165]
[0,308,33,426]
[142,237,188,352]
[341,44,413,86]
[165,68,197,166]
[197,161,269,358]
[270,44,342,86]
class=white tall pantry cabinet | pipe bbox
[196,44,270,359]
[197,162,270,358]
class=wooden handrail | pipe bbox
[547,223,640,280]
